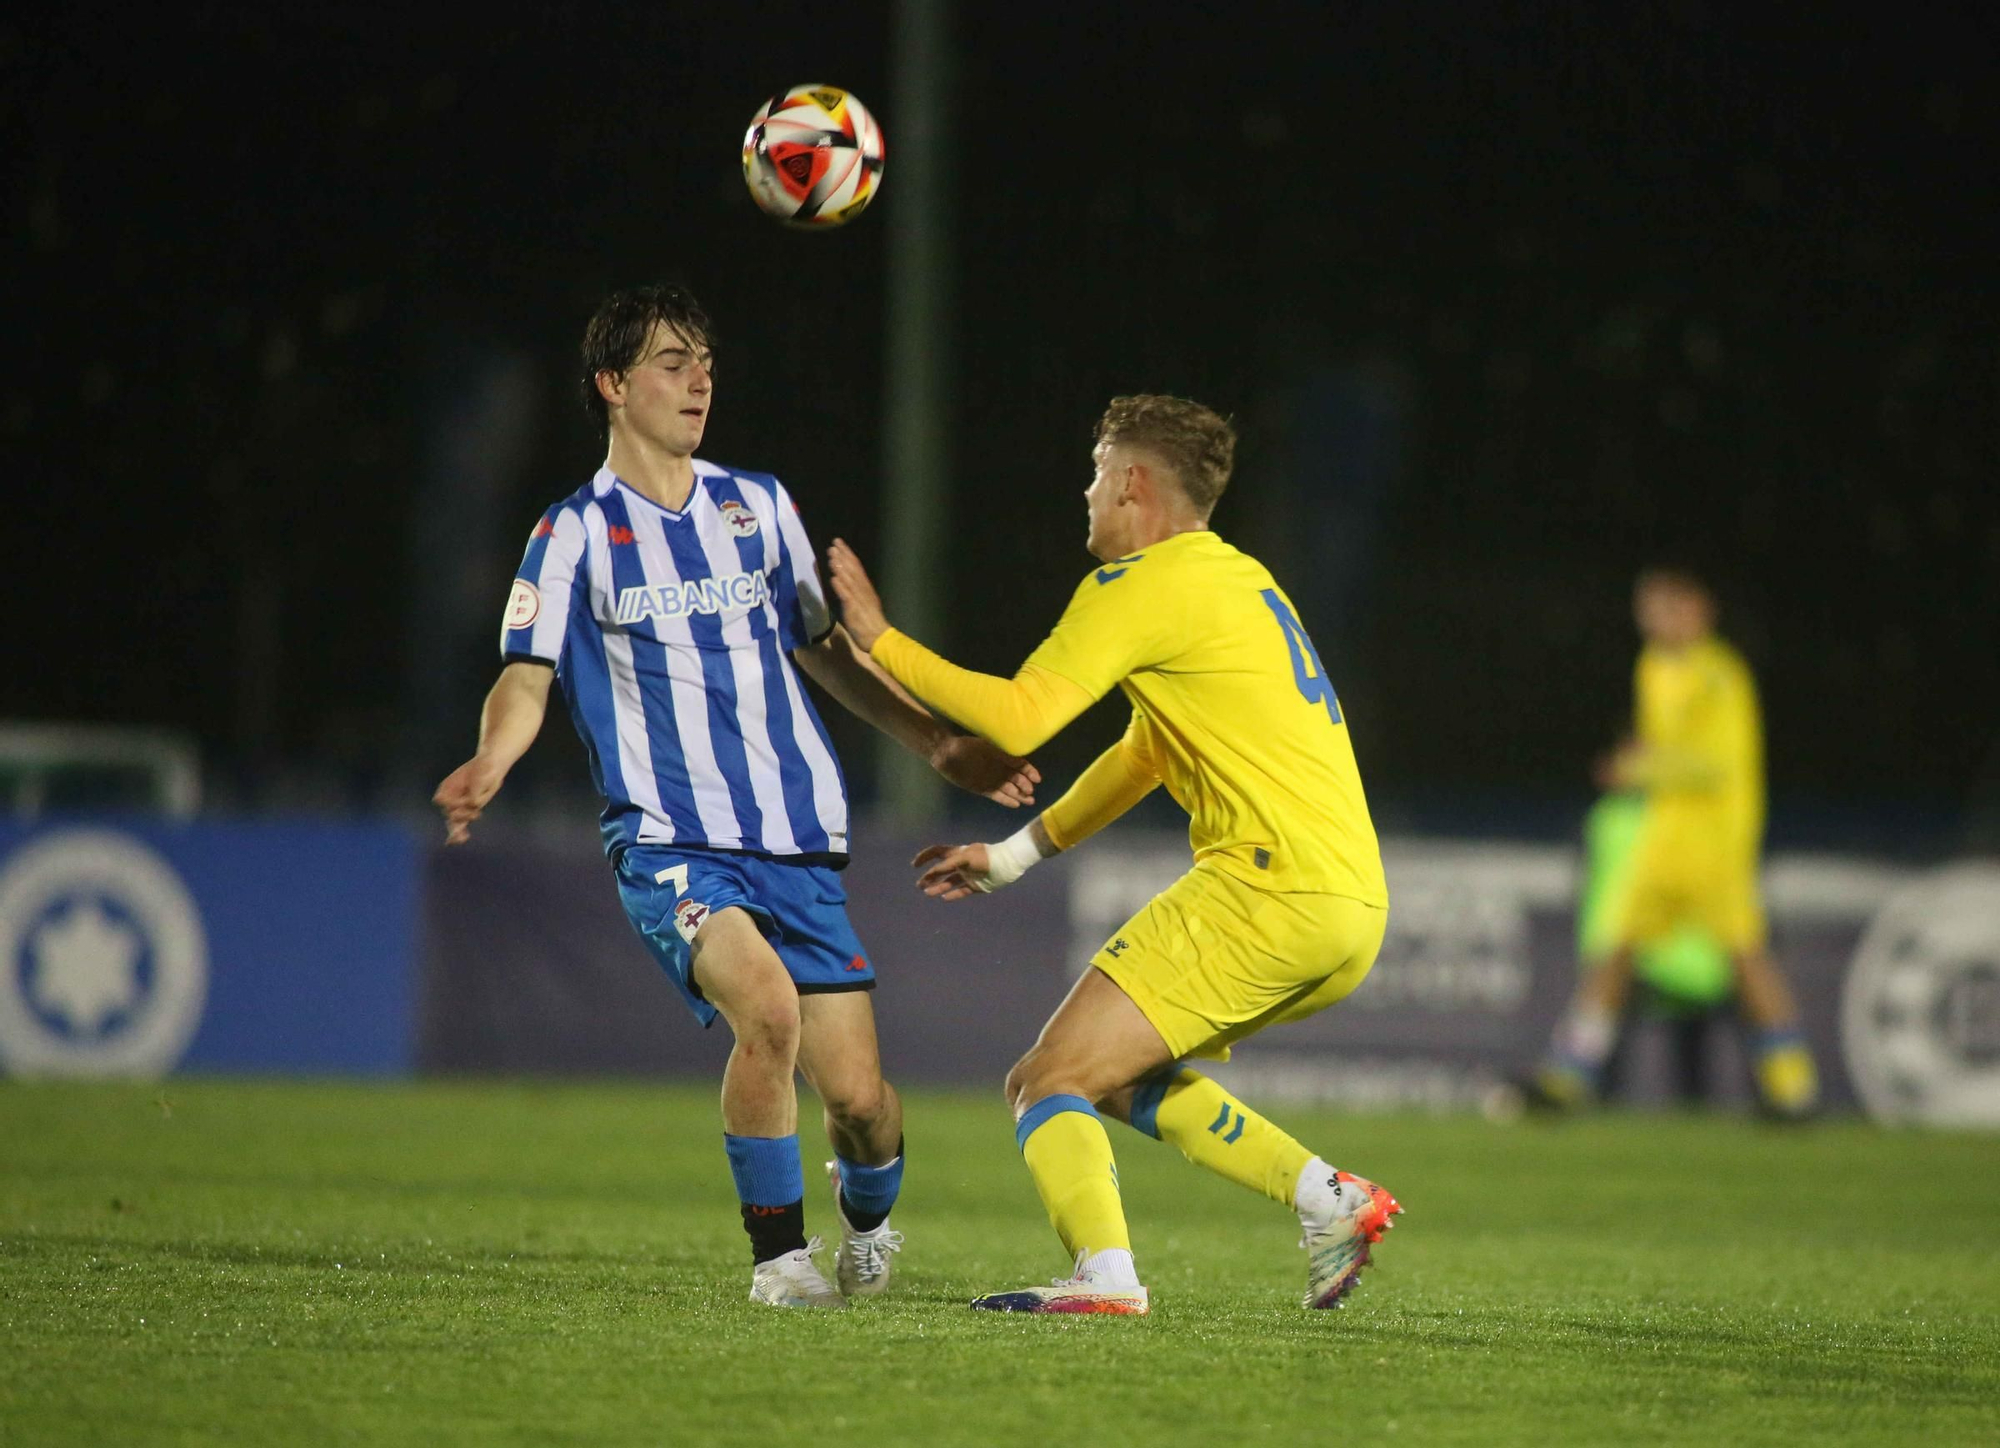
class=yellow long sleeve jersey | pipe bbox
[872,530,1387,904]
[1630,636,1766,855]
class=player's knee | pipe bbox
[822,1073,888,1132]
[1002,1056,1034,1112]
[731,995,801,1058]
[1004,1048,1063,1112]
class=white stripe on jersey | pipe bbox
[689,486,800,856]
[746,477,783,577]
[773,483,834,642]
[625,499,746,848]
[584,501,673,844]
[763,480,845,840]
[778,641,847,845]
[522,510,586,662]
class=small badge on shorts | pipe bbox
[1254,848,1271,869]
[672,898,711,943]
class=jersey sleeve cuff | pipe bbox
[502,650,558,669]
[1041,811,1075,852]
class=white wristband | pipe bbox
[976,826,1044,893]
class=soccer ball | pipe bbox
[741,85,885,228]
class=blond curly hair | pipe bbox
[1094,394,1236,514]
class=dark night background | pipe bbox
[6,2,1997,848]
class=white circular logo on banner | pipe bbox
[1842,863,2000,1128]
[0,831,209,1078]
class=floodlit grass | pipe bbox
[2,1081,1997,1446]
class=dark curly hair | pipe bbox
[1094,394,1237,513]
[579,284,716,434]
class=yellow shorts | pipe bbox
[1090,863,1388,1062]
[1613,855,1766,954]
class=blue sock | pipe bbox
[1751,1024,1805,1059]
[836,1146,904,1232]
[724,1133,806,1264]
[724,1133,805,1205]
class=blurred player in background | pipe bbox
[827,395,1401,1316]
[1529,567,1820,1117]
[1569,786,1738,1101]
[433,284,1038,1308]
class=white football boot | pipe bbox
[748,1236,846,1309]
[825,1160,905,1298]
[969,1250,1150,1316]
[1298,1166,1402,1309]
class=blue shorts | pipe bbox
[614,846,874,1028]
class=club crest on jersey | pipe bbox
[505,579,541,629]
[672,898,711,943]
[718,500,761,538]
[615,570,771,625]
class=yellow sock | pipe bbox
[1756,1042,1820,1115]
[1016,1095,1130,1257]
[1132,1068,1313,1207]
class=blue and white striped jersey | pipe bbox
[501,461,850,862]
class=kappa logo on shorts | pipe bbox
[672,898,711,943]
[719,500,761,538]
[504,579,541,630]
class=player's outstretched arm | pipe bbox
[911,729,1162,902]
[792,625,1041,808]
[913,816,1061,901]
[432,661,554,844]
[825,538,1097,755]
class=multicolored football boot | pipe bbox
[970,1252,1150,1316]
[1299,1171,1402,1309]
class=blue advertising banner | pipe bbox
[0,821,418,1077]
[418,824,2000,1127]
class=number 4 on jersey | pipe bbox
[1260,589,1342,726]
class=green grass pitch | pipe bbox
[3,1081,1997,1446]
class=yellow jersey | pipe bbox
[1631,635,1765,858]
[872,529,1386,904]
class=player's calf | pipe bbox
[797,998,908,1295]
[1124,1067,1314,1207]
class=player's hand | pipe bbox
[930,735,1040,808]
[432,757,505,845]
[1595,741,1641,791]
[826,539,889,651]
[911,842,997,901]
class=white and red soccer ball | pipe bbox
[741,85,885,229]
